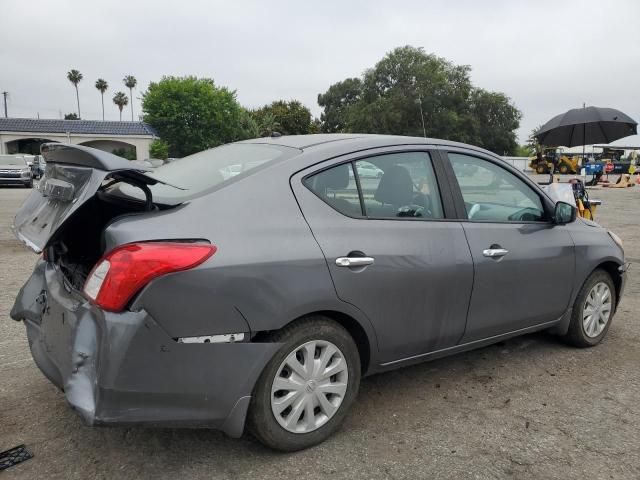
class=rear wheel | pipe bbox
[563,269,616,347]
[536,164,547,174]
[248,316,361,451]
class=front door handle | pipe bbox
[335,256,375,267]
[483,248,509,258]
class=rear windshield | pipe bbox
[0,156,27,166]
[115,143,296,203]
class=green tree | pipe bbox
[95,78,108,121]
[515,144,533,157]
[252,100,312,135]
[149,139,170,159]
[318,46,522,154]
[142,76,246,157]
[67,69,83,118]
[111,147,136,160]
[467,88,521,155]
[317,78,362,132]
[123,75,137,121]
[64,112,79,120]
[112,91,129,121]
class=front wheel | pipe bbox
[563,269,616,347]
[248,317,361,451]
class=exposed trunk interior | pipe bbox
[46,186,165,290]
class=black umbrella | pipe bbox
[535,106,637,147]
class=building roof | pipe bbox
[0,118,158,136]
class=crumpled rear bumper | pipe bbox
[11,260,280,437]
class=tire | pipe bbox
[559,164,568,174]
[563,269,616,348]
[25,181,33,188]
[536,164,547,174]
[248,316,361,451]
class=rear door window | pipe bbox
[304,163,363,217]
[357,152,444,219]
[304,151,444,220]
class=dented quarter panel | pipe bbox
[13,260,282,435]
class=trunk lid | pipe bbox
[12,143,173,253]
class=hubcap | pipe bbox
[271,340,348,433]
[582,282,612,338]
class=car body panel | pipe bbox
[291,151,474,363]
[12,144,160,253]
[457,222,575,341]
[11,260,281,436]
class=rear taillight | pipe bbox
[83,242,216,312]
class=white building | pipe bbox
[0,118,158,160]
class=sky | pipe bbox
[1,0,639,144]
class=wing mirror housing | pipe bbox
[553,201,577,225]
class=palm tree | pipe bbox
[67,69,83,118]
[112,91,129,121]
[95,79,108,121]
[123,75,137,121]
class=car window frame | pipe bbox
[436,147,556,224]
[300,145,458,222]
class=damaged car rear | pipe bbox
[10,142,306,443]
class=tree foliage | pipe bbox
[142,76,245,157]
[317,46,522,154]
[149,139,170,159]
[64,113,79,120]
[67,69,83,118]
[252,100,313,135]
[112,91,129,121]
[111,147,136,160]
[317,78,362,133]
[123,75,138,121]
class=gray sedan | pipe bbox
[10,135,627,451]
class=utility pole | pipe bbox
[417,95,427,138]
[2,91,8,118]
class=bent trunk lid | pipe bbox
[13,143,167,253]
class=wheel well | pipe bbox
[316,310,371,374]
[254,311,372,374]
[595,261,623,306]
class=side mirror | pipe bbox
[553,201,577,225]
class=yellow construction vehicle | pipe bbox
[529,147,555,174]
[529,147,581,174]
[556,154,581,174]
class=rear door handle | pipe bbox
[335,256,375,267]
[483,248,509,258]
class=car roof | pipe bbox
[238,133,500,159]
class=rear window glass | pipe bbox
[116,143,295,203]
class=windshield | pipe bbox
[114,143,297,203]
[1,156,27,166]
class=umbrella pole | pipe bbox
[582,103,586,170]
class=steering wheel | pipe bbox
[468,203,481,220]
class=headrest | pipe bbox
[374,165,413,205]
[315,163,350,191]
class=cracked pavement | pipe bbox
[1,177,639,479]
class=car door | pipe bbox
[291,147,474,364]
[441,149,575,343]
